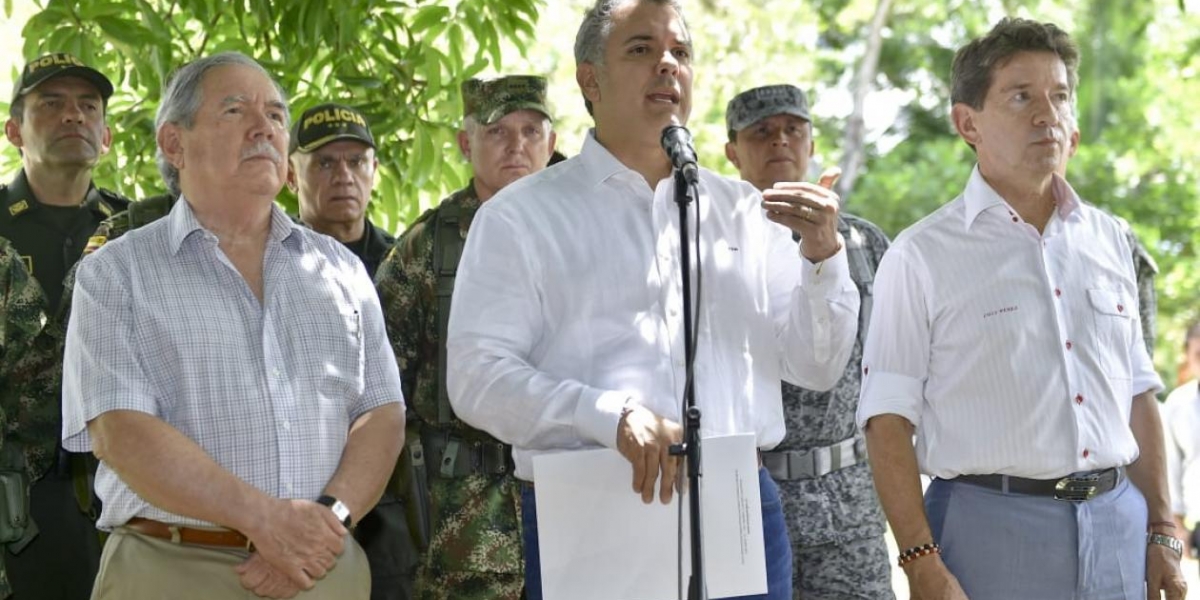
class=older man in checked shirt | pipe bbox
[61,52,405,600]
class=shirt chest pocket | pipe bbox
[1087,288,1132,380]
[295,307,365,401]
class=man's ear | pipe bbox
[157,123,184,170]
[577,62,601,107]
[286,157,299,193]
[5,118,22,148]
[456,130,471,161]
[951,103,982,148]
[724,141,741,169]
[99,125,113,156]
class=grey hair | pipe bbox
[155,51,289,196]
[573,0,687,116]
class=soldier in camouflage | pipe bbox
[374,75,556,600]
[0,237,54,600]
[724,84,893,600]
[1,52,130,600]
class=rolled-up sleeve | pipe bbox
[857,245,930,430]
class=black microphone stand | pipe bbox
[668,168,706,600]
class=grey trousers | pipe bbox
[926,476,1147,600]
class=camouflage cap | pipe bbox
[12,53,114,104]
[462,75,552,126]
[290,103,375,154]
[725,84,811,136]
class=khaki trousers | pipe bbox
[91,527,370,600]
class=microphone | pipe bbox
[661,120,700,185]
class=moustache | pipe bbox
[240,141,282,163]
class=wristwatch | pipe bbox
[1148,532,1184,558]
[316,495,352,528]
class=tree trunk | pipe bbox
[837,0,894,206]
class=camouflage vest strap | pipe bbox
[432,201,465,425]
[0,444,37,552]
[841,220,874,342]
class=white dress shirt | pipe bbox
[857,166,1162,480]
[62,200,403,529]
[447,132,860,480]
[1162,379,1200,523]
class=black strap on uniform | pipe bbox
[841,220,874,343]
[431,202,465,425]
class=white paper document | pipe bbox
[532,433,766,600]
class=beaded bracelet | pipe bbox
[897,542,941,567]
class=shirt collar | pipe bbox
[577,129,644,188]
[168,198,300,255]
[962,164,1083,230]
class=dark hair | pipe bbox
[951,17,1079,110]
[573,0,687,116]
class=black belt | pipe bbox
[420,427,513,478]
[951,467,1123,502]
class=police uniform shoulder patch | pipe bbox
[84,236,107,254]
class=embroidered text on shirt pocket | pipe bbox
[1087,288,1132,380]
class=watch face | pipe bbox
[331,500,351,526]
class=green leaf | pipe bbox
[410,5,450,34]
[95,16,149,48]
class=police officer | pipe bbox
[0,53,129,600]
[724,84,894,600]
[375,75,556,600]
[288,103,394,277]
[289,102,415,600]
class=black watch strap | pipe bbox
[316,495,352,527]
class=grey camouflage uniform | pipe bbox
[775,213,894,600]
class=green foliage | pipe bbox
[5,0,1199,385]
[2,0,542,233]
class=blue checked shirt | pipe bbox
[62,199,403,530]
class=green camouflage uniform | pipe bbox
[0,237,54,600]
[375,183,523,600]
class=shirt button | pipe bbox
[1055,288,1062,297]
[282,420,291,431]
[1082,449,1090,459]
[1117,304,1124,313]
[863,366,870,375]
[1065,341,1073,350]
[1075,394,1084,405]
[1011,217,1019,223]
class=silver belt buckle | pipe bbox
[1053,473,1101,501]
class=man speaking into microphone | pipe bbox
[444,1,859,599]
